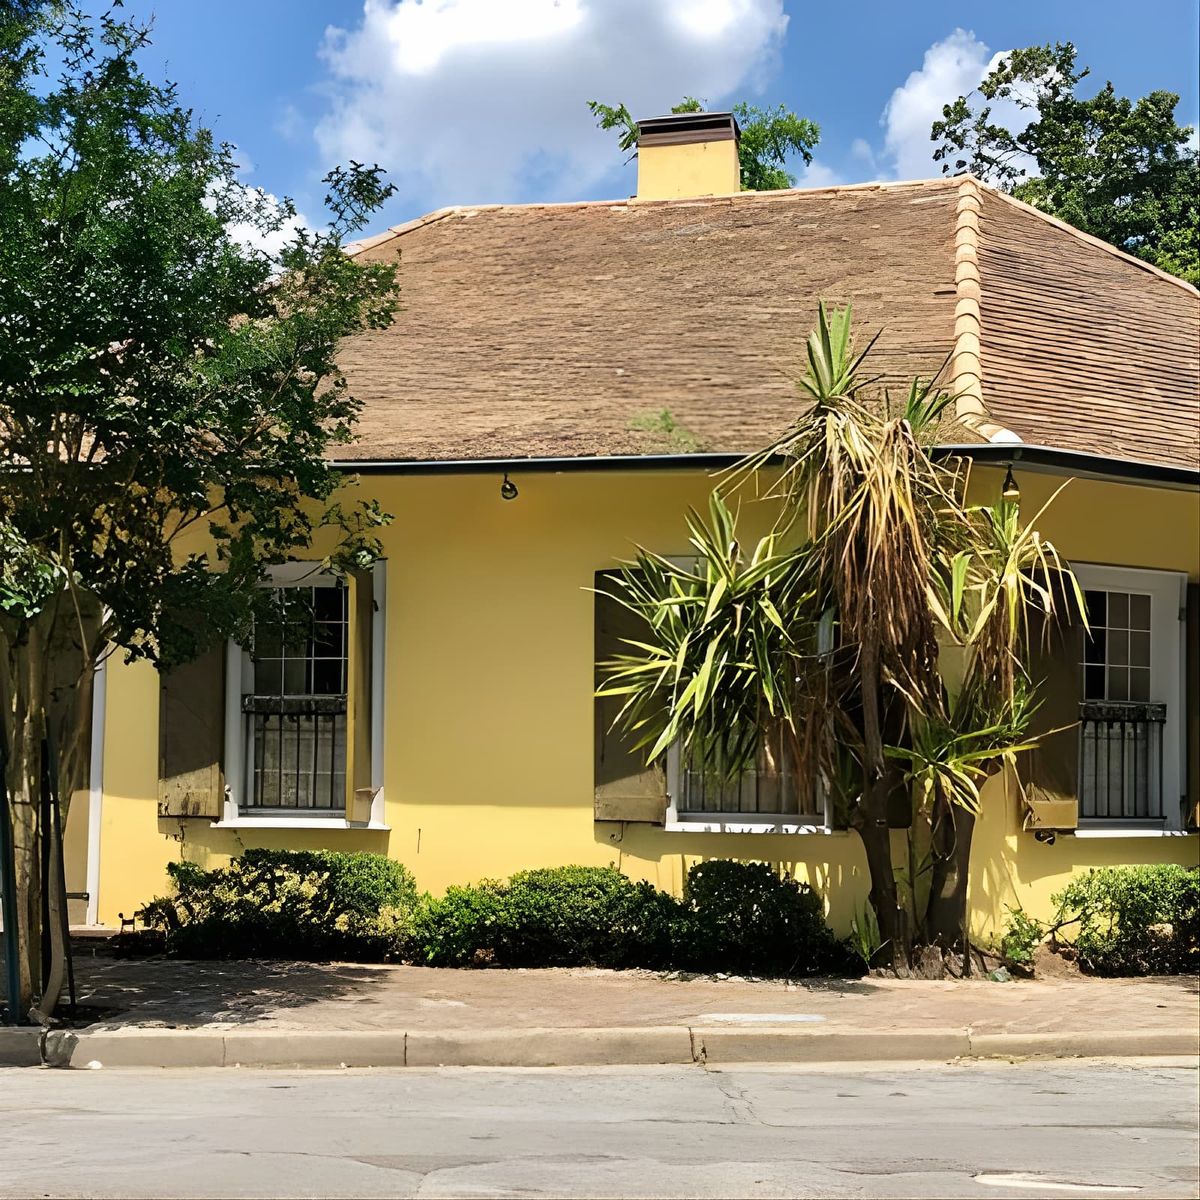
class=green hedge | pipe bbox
[143,855,853,977]
[412,866,680,968]
[677,859,851,976]
[1052,864,1199,976]
[142,849,418,961]
[412,861,851,975]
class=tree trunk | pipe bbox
[852,635,906,969]
[1,596,98,1020]
[923,801,976,954]
[1,612,51,1015]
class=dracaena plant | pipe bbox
[600,303,1084,972]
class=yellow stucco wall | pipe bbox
[637,140,741,200]
[87,463,1199,939]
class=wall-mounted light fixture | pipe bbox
[1001,465,1020,503]
[500,474,519,501]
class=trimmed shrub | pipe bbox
[678,859,851,976]
[142,853,853,977]
[1052,864,1199,976]
[413,866,682,968]
[142,849,418,961]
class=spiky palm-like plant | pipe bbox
[600,305,1083,971]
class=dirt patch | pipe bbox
[1032,941,1083,980]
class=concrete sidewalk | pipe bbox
[3,948,1197,1068]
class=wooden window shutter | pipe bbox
[1186,583,1199,830]
[158,645,226,819]
[1023,608,1085,805]
[593,572,667,824]
[346,568,376,823]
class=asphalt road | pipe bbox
[0,1059,1195,1199]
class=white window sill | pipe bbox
[211,817,390,831]
[666,817,839,835]
[1072,825,1189,839]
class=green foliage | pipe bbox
[599,304,1084,966]
[679,860,851,976]
[597,492,809,782]
[932,41,1199,284]
[0,3,400,663]
[1000,906,1046,966]
[627,409,701,454]
[733,103,819,191]
[145,856,856,977]
[849,900,883,967]
[1052,865,1199,976]
[413,866,681,969]
[143,850,418,961]
[588,96,819,190]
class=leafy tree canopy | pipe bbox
[932,42,1199,285]
[0,0,398,1015]
[0,1,399,669]
[588,96,819,191]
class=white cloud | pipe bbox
[315,0,788,209]
[881,28,1032,182]
[794,159,844,189]
[849,137,875,166]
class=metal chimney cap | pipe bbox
[635,111,740,147]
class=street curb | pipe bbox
[405,1027,693,1068]
[0,1028,43,1067]
[967,1030,1200,1060]
[21,1024,1199,1070]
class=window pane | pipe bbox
[313,587,344,623]
[1129,593,1151,631]
[1107,668,1128,701]
[254,659,282,695]
[1128,668,1151,702]
[1083,627,1106,665]
[1108,592,1129,629]
[1084,664,1106,700]
[284,658,309,694]
[1084,590,1106,626]
[313,620,343,657]
[1129,630,1151,668]
[1108,630,1128,666]
[255,626,283,659]
[312,658,343,695]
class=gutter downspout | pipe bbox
[952,176,1022,446]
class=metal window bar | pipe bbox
[676,723,823,820]
[242,695,347,811]
[1078,702,1166,821]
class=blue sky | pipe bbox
[103,0,1200,235]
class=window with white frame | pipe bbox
[244,574,348,813]
[220,561,387,826]
[1073,565,1184,828]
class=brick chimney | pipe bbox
[635,111,741,201]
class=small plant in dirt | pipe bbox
[1000,906,1046,968]
[142,850,418,961]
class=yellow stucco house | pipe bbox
[64,112,1200,942]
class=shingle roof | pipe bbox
[337,176,1199,471]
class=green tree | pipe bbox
[599,306,1083,973]
[932,42,1199,285]
[0,3,399,1017]
[588,96,819,191]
